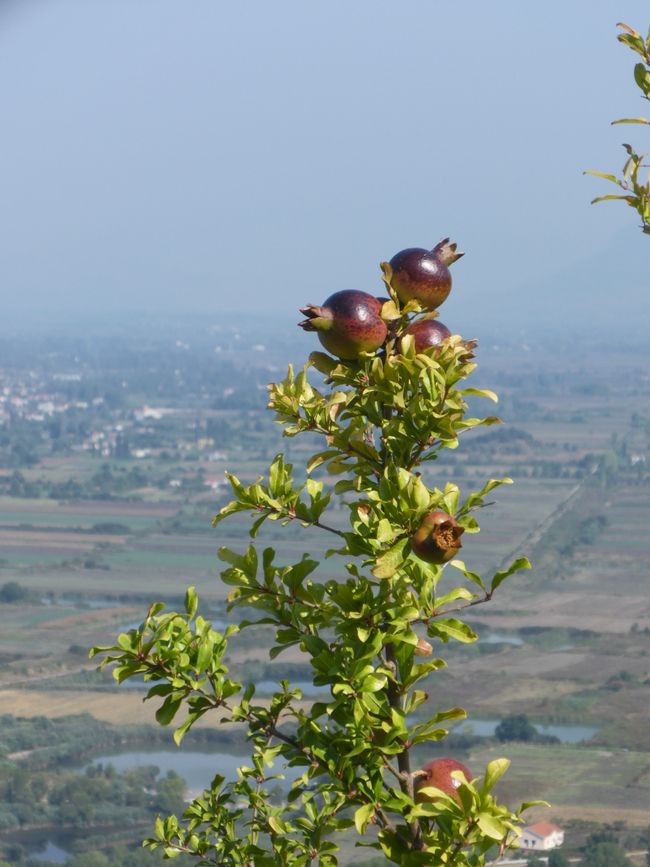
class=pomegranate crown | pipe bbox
[431,237,464,266]
[298,304,332,333]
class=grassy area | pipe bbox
[468,741,650,825]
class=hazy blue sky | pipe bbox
[1,0,648,333]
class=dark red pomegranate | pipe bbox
[411,510,464,564]
[388,239,464,310]
[298,290,388,360]
[416,758,471,802]
[403,318,452,354]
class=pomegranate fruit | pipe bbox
[403,318,451,354]
[388,239,464,310]
[298,290,388,360]
[416,757,471,802]
[414,637,433,657]
[411,510,464,564]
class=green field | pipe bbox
[1,342,650,846]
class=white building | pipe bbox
[204,477,227,491]
[519,822,564,850]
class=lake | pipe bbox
[481,632,524,646]
[86,747,304,799]
[31,717,596,864]
[454,718,598,743]
[6,833,72,865]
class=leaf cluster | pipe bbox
[586,23,650,233]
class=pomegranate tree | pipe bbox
[94,239,536,865]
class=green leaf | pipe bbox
[376,518,396,544]
[591,194,636,204]
[463,387,498,403]
[481,758,510,794]
[173,713,199,746]
[491,557,531,593]
[361,673,388,692]
[371,538,408,579]
[309,351,337,375]
[432,706,466,724]
[435,587,475,608]
[518,799,551,812]
[634,62,650,93]
[184,586,198,619]
[155,696,182,726]
[354,802,375,834]
[268,816,287,835]
[612,117,650,124]
[306,449,339,474]
[584,170,622,184]
[449,559,486,592]
[427,618,477,643]
[476,811,507,839]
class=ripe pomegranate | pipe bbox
[411,510,464,564]
[388,239,464,310]
[298,290,388,360]
[403,318,451,354]
[416,758,471,802]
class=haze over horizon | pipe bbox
[1,0,648,335]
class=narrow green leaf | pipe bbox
[432,706,467,724]
[584,170,622,184]
[481,758,510,793]
[518,799,551,812]
[491,557,531,593]
[591,194,634,203]
[449,559,486,592]
[184,586,198,619]
[173,713,199,745]
[463,387,498,403]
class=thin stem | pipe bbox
[257,504,345,538]
[383,759,405,784]
[444,819,476,864]
[385,642,424,852]
[427,593,493,619]
[405,437,435,472]
[249,727,275,847]
[376,806,397,834]
[244,583,330,622]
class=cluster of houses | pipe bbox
[0,376,99,424]
[0,368,232,465]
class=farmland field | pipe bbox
[1,327,649,863]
